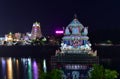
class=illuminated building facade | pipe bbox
[31,22,42,39]
[14,33,21,41]
[5,32,13,42]
[51,16,99,79]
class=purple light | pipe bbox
[32,60,38,79]
[55,30,64,34]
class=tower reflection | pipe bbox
[0,57,43,79]
[7,58,13,79]
[33,60,38,79]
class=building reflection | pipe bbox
[7,58,13,79]
[0,57,43,79]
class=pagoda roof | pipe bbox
[67,18,84,29]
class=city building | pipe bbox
[5,32,13,42]
[51,16,99,79]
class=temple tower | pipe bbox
[31,22,42,39]
[51,15,99,79]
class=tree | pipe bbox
[50,69,62,79]
[31,37,46,46]
[40,69,62,79]
[39,71,48,79]
[89,64,104,79]
[104,69,119,79]
[89,64,119,79]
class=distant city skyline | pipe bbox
[0,0,120,41]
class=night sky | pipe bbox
[0,0,120,42]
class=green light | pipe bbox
[28,58,32,79]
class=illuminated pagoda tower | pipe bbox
[31,22,42,39]
[51,15,99,79]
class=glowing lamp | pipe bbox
[55,30,64,34]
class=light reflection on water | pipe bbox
[33,60,38,79]
[16,59,20,79]
[0,57,41,79]
[1,58,6,79]
[28,58,32,79]
[7,58,13,79]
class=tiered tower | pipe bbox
[31,22,42,39]
[51,16,99,79]
[61,18,91,54]
[60,16,95,55]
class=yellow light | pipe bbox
[16,59,19,79]
[7,58,13,79]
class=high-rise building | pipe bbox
[31,22,42,39]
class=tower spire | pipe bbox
[74,13,77,19]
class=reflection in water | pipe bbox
[28,58,32,79]
[33,60,38,79]
[1,58,6,79]
[16,59,19,79]
[22,58,29,79]
[22,58,26,79]
[43,59,47,73]
[7,58,13,79]
[0,57,43,79]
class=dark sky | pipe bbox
[0,0,120,40]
